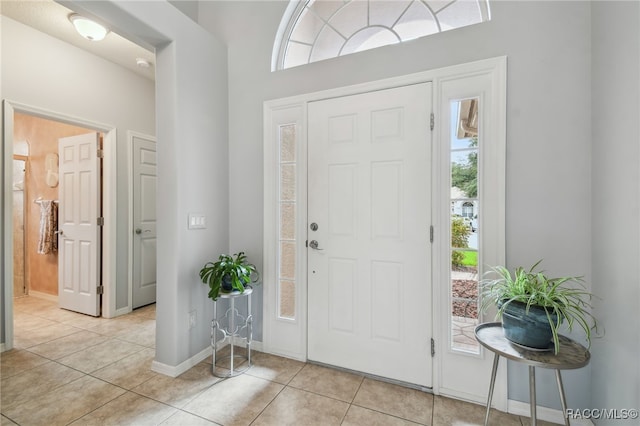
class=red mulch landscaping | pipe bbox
[452,279,478,319]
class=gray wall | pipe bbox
[168,1,199,22]
[0,15,155,328]
[67,0,229,367]
[2,0,230,370]
[199,0,594,410]
[591,2,640,424]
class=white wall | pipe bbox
[0,15,155,314]
[591,2,640,423]
[199,0,594,410]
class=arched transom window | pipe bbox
[273,0,491,70]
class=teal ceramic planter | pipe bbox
[501,300,558,349]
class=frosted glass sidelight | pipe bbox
[280,241,296,280]
[279,280,296,319]
[280,124,297,162]
[278,124,297,320]
[280,203,296,240]
[280,164,296,202]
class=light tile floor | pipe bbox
[1,296,550,425]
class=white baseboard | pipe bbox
[0,343,6,352]
[508,399,595,426]
[439,387,490,406]
[151,340,263,378]
[28,290,58,303]
[152,345,212,377]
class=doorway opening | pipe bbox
[11,112,103,306]
[3,101,118,351]
[263,57,507,406]
[13,145,29,299]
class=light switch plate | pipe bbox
[188,213,206,229]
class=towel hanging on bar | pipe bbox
[37,200,58,254]
[34,198,59,204]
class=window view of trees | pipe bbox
[452,137,477,198]
[450,100,480,353]
[451,217,471,267]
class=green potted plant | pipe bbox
[199,252,260,301]
[480,260,598,353]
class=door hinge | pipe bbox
[97,217,104,226]
[305,240,308,247]
[431,338,435,357]
[97,149,104,158]
[97,285,104,295]
[430,225,434,243]
[430,112,435,131]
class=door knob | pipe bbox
[55,230,64,236]
[135,228,142,235]
[309,240,323,250]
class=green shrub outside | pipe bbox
[451,217,471,267]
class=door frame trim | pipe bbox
[2,100,118,346]
[264,57,507,406]
[127,130,157,314]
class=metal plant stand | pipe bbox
[211,286,253,377]
[475,322,590,426]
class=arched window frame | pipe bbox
[272,0,492,71]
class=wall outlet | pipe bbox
[188,310,197,329]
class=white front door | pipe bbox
[307,83,433,387]
[132,134,157,309]
[58,132,101,316]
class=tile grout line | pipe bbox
[339,374,367,425]
[10,299,517,426]
[247,381,288,425]
[5,299,160,425]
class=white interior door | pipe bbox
[308,83,433,387]
[132,134,157,309]
[58,132,101,316]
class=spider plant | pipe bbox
[480,260,598,353]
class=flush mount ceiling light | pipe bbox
[136,58,152,68]
[69,14,109,41]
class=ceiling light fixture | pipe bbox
[136,58,152,68]
[69,14,109,41]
